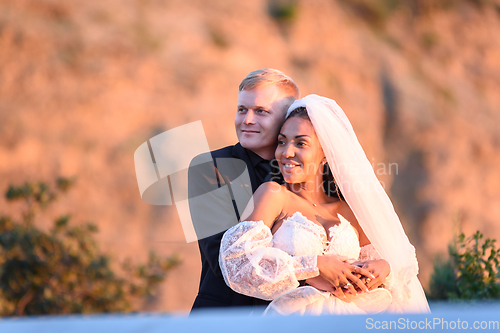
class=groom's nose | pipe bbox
[243,110,256,124]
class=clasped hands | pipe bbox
[305,255,391,299]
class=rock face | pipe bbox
[1,0,499,312]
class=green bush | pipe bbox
[0,178,180,316]
[428,230,500,300]
[428,254,459,300]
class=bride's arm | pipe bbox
[219,182,320,300]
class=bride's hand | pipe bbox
[352,259,391,290]
[316,255,373,298]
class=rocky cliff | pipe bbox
[1,0,499,311]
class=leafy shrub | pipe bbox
[0,178,180,316]
[428,230,500,300]
[428,255,459,300]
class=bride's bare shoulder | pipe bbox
[254,182,288,203]
[258,181,286,192]
[239,182,288,225]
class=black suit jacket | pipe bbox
[188,143,272,310]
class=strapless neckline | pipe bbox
[283,211,327,234]
[273,211,361,258]
[282,211,352,243]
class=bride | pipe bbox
[218,95,430,315]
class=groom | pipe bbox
[189,68,299,310]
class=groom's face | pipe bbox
[235,85,294,160]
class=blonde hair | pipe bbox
[239,68,300,98]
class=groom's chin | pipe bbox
[239,137,261,150]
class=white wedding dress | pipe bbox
[219,211,394,316]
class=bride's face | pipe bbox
[276,117,325,185]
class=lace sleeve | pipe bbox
[219,220,319,301]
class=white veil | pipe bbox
[287,95,429,313]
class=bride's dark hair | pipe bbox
[286,107,344,201]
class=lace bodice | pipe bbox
[271,212,326,257]
[272,212,361,259]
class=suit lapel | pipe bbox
[231,143,260,193]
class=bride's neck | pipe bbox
[286,179,330,205]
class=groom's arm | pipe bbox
[198,232,225,279]
[188,154,240,280]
